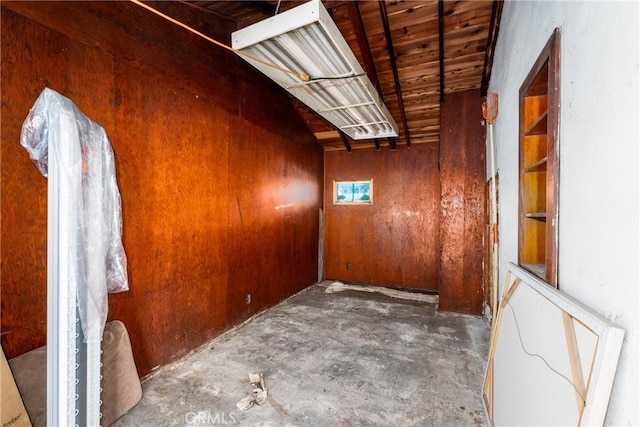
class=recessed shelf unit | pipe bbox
[518,29,560,286]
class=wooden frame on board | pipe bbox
[483,263,624,426]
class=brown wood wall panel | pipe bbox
[227,118,321,325]
[439,90,486,314]
[1,9,76,358]
[401,144,442,288]
[2,1,241,115]
[1,3,322,376]
[324,144,440,290]
[106,64,233,374]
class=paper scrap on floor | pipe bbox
[236,373,267,411]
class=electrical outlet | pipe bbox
[346,262,352,271]
[246,294,251,305]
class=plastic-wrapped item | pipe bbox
[20,88,129,341]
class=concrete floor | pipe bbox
[114,282,490,426]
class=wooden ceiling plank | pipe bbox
[444,12,493,33]
[408,117,441,126]
[384,0,437,17]
[323,1,354,11]
[446,4,493,18]
[393,49,486,75]
[244,1,277,16]
[388,11,440,32]
[405,107,440,116]
[395,35,440,55]
[443,52,486,69]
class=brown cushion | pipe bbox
[8,346,46,427]
[2,345,33,427]
[100,320,142,426]
[8,320,142,427]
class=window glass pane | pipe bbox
[333,180,372,204]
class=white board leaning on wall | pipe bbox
[484,263,624,426]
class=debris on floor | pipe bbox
[114,284,489,426]
[236,373,267,411]
[325,281,439,303]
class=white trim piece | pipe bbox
[47,105,78,427]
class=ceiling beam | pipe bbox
[315,130,340,140]
[339,132,352,153]
[379,0,411,148]
[324,1,352,8]
[243,1,277,16]
[347,1,397,150]
[480,0,504,97]
[346,1,379,90]
[244,1,355,18]
[438,0,445,103]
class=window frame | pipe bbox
[333,179,373,205]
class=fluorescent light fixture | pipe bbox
[231,0,399,141]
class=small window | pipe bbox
[333,180,372,204]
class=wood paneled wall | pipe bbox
[1,2,322,376]
[439,90,486,314]
[323,144,441,290]
[323,90,485,314]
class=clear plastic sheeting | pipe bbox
[20,88,129,342]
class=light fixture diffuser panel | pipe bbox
[232,0,399,141]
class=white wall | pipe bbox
[488,1,639,425]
